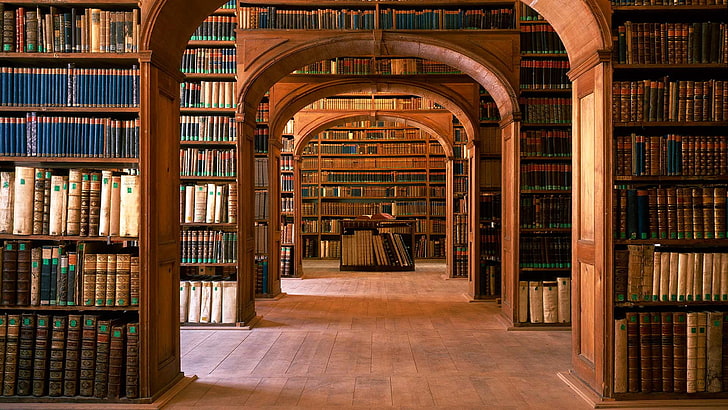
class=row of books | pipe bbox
[179,81,236,109]
[613,310,727,394]
[300,219,340,234]
[520,25,567,54]
[611,0,728,5]
[614,22,727,65]
[280,223,294,244]
[612,79,728,123]
[303,238,341,258]
[480,192,501,220]
[179,281,237,324]
[0,313,139,398]
[293,57,460,75]
[478,263,500,296]
[480,225,501,260]
[303,96,445,111]
[315,201,432,216]
[615,134,728,176]
[480,158,501,189]
[414,236,445,258]
[180,183,237,225]
[315,170,439,183]
[180,266,235,282]
[453,250,468,277]
[615,245,728,303]
[480,124,502,155]
[179,148,236,177]
[280,156,293,171]
[480,100,499,121]
[340,230,413,269]
[518,3,544,21]
[254,157,269,187]
[256,101,269,123]
[280,175,293,194]
[613,186,727,240]
[180,115,236,142]
[520,129,572,158]
[0,66,139,108]
[519,163,572,191]
[455,175,469,193]
[181,48,236,74]
[1,242,139,307]
[0,115,138,158]
[305,142,429,155]
[254,255,268,294]
[315,128,427,141]
[180,230,237,264]
[254,223,268,254]
[189,15,236,41]
[453,214,468,245]
[254,190,269,220]
[280,246,294,277]
[520,194,572,229]
[307,157,445,170]
[517,279,571,323]
[0,6,139,53]
[519,97,572,124]
[253,126,268,153]
[519,236,571,268]
[519,59,571,90]
[0,168,140,238]
[239,7,515,30]
[304,185,440,198]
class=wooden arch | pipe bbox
[269,78,480,148]
[291,112,456,158]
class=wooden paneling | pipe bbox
[500,120,518,323]
[578,94,595,242]
[578,262,595,363]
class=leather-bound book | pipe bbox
[130,255,140,306]
[638,312,652,392]
[541,280,558,324]
[614,249,629,302]
[626,311,641,392]
[556,277,570,323]
[706,311,723,392]
[66,252,78,306]
[221,281,237,324]
[30,247,41,306]
[31,314,50,397]
[12,166,35,235]
[104,253,117,306]
[650,313,662,391]
[109,175,122,236]
[115,253,130,306]
[41,170,51,235]
[714,187,727,239]
[696,312,707,392]
[614,318,628,393]
[659,312,674,392]
[627,245,643,302]
[722,312,728,391]
[49,246,60,305]
[48,175,66,236]
[65,169,83,236]
[106,323,126,399]
[686,312,698,393]
[87,172,102,237]
[63,314,82,397]
[673,312,688,392]
[16,313,36,396]
[92,319,112,398]
[119,175,140,237]
[15,241,31,306]
[0,314,7,389]
[31,169,45,235]
[57,254,68,306]
[82,251,96,306]
[47,316,66,397]
[79,172,91,236]
[528,281,544,323]
[0,171,14,234]
[98,170,113,236]
[3,314,21,395]
[125,322,139,399]
[78,315,97,396]
[94,253,108,307]
[2,241,18,306]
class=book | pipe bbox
[79,315,97,396]
[125,322,139,399]
[66,169,82,236]
[696,312,707,392]
[614,318,627,393]
[528,281,544,324]
[98,170,113,236]
[31,314,50,397]
[0,171,14,233]
[660,312,673,393]
[107,323,125,399]
[93,319,112,398]
[119,175,139,237]
[187,280,201,323]
[2,241,19,306]
[686,312,698,393]
[221,281,236,324]
[638,312,652,392]
[199,281,212,323]
[674,312,688,393]
[518,281,529,322]
[180,281,190,323]
[16,241,31,306]
[63,314,82,397]
[211,281,222,324]
[706,311,723,392]
[542,280,558,324]
[16,313,36,396]
[0,314,6,389]
[48,316,66,397]
[626,311,640,393]
[12,167,35,235]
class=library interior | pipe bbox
[0,0,727,408]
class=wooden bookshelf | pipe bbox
[339,219,415,271]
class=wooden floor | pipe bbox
[165,260,590,409]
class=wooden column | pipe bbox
[138,57,183,398]
[237,116,259,324]
[293,154,304,277]
[499,116,520,325]
[467,139,481,298]
[564,51,611,396]
[267,138,283,296]
[445,154,455,277]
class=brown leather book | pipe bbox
[15,241,31,306]
[0,314,7,389]
[66,169,83,236]
[115,254,131,306]
[47,316,66,397]
[16,313,36,396]
[673,311,688,393]
[666,186,677,239]
[78,315,97,396]
[2,241,18,306]
[614,249,629,303]
[57,254,68,307]
[692,187,704,239]
[696,312,707,392]
[92,319,112,398]
[660,312,674,392]
[3,314,21,395]
[130,255,140,306]
[104,254,117,306]
[626,311,640,393]
[107,323,126,399]
[676,187,686,238]
[682,187,694,239]
[722,312,728,392]
[93,253,107,307]
[702,187,715,239]
[638,312,652,392]
[614,318,627,393]
[79,172,91,236]
[63,314,82,397]
[627,245,644,302]
[686,312,698,393]
[41,170,51,235]
[30,247,41,306]
[31,169,45,235]
[650,313,662,391]
[706,311,723,392]
[641,245,655,301]
[31,314,50,397]
[125,322,139,398]
[88,172,102,236]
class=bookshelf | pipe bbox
[0,0,181,403]
[179,3,242,324]
[607,1,728,401]
[501,5,573,327]
[280,122,296,278]
[340,219,415,271]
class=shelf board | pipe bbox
[318,181,434,185]
[0,156,139,165]
[520,155,571,161]
[480,120,500,124]
[186,40,236,47]
[0,234,137,242]
[480,187,501,192]
[519,87,572,93]
[180,263,237,267]
[614,175,728,183]
[520,189,572,194]
[520,53,568,58]
[614,121,728,128]
[521,122,572,127]
[480,153,502,159]
[180,141,238,146]
[180,107,236,114]
[510,322,571,329]
[180,176,236,181]
[0,106,139,113]
[0,52,144,64]
[0,305,138,311]
[182,73,237,80]
[614,239,728,246]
